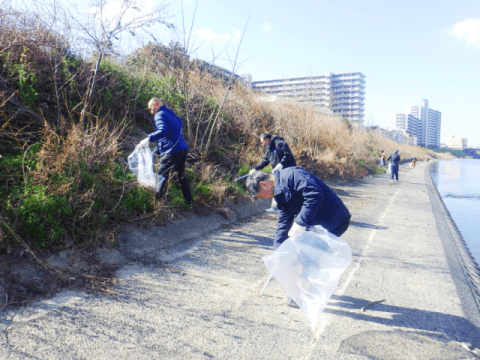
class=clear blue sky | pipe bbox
[160,0,479,147]
[24,0,478,146]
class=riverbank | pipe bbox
[1,161,479,359]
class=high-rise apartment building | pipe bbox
[252,72,366,126]
[395,114,420,139]
[397,99,441,148]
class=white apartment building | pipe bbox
[398,99,441,148]
[252,72,365,127]
[395,114,419,137]
[446,135,468,150]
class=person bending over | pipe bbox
[140,97,192,205]
[252,167,351,249]
[250,132,296,212]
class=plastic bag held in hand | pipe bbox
[139,137,150,147]
[288,222,306,237]
[128,144,163,193]
[387,163,393,175]
[249,169,258,175]
[273,163,283,172]
[263,226,352,329]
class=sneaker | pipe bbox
[266,207,280,213]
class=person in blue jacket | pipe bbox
[140,97,192,205]
[387,149,400,182]
[254,167,351,249]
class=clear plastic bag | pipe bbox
[387,162,393,175]
[263,225,352,329]
[128,145,163,193]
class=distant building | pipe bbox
[446,135,468,150]
[252,72,365,127]
[395,113,420,139]
[403,99,441,148]
[239,74,252,90]
[367,126,417,146]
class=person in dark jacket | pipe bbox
[251,132,296,173]
[254,167,351,249]
[250,132,296,212]
[387,149,400,182]
[140,98,192,204]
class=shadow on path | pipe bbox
[349,221,388,230]
[328,295,480,348]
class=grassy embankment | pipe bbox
[0,5,427,262]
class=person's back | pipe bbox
[387,150,400,164]
[152,105,188,155]
[387,150,400,181]
[269,136,296,169]
[273,167,350,247]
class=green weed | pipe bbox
[17,185,73,248]
[122,187,154,214]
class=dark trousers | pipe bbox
[158,149,192,204]
[391,164,399,181]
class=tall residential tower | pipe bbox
[252,72,366,127]
[397,99,441,148]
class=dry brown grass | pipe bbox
[169,66,428,179]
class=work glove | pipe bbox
[249,169,258,175]
[139,137,150,147]
[273,163,283,173]
[288,222,306,237]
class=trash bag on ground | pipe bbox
[263,225,352,329]
[128,145,164,193]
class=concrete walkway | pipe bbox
[1,161,480,359]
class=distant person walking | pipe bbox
[140,98,193,205]
[387,149,400,182]
[379,150,386,166]
[250,132,296,212]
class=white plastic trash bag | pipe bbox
[387,162,393,175]
[263,226,352,329]
[128,145,164,193]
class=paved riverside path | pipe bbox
[1,161,480,359]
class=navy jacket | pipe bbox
[255,136,296,171]
[273,167,351,249]
[148,105,188,156]
[387,150,400,165]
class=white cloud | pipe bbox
[262,22,272,32]
[195,28,241,43]
[377,94,387,101]
[451,19,480,47]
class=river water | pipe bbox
[430,160,480,265]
